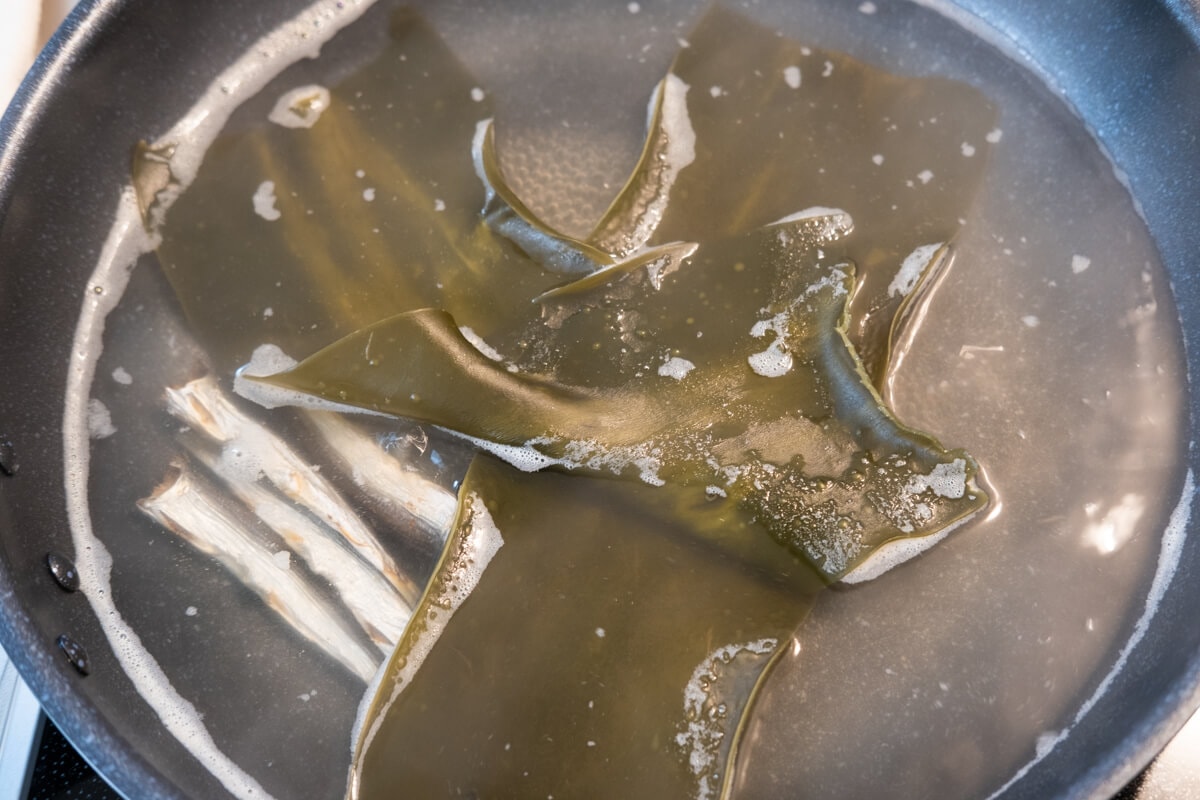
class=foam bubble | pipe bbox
[268,84,331,128]
[252,180,282,221]
[658,356,696,381]
[888,242,943,298]
[87,398,116,439]
[783,65,802,89]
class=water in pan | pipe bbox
[66,0,1189,798]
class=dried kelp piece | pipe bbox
[587,73,697,258]
[247,217,986,580]
[182,440,411,652]
[473,119,616,275]
[610,5,998,385]
[350,456,824,800]
[143,8,560,375]
[139,461,381,682]
[534,240,699,301]
[164,376,425,605]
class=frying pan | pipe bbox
[0,0,1197,798]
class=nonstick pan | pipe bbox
[0,0,1198,798]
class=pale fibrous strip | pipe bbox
[184,440,412,652]
[302,410,457,545]
[137,461,381,683]
[164,375,422,606]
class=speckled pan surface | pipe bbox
[0,1,1197,798]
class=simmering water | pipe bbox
[68,1,1188,798]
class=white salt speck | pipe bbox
[709,85,723,98]
[595,627,606,638]
[1072,254,1091,274]
[627,1,641,13]
[87,398,116,439]
[111,367,133,385]
[986,127,1003,143]
[658,356,696,380]
[185,606,198,617]
[470,87,485,102]
[263,307,274,318]
[822,60,834,77]
[298,693,311,702]
[1022,315,1040,328]
[355,169,365,178]
[587,740,597,748]
[273,550,291,570]
[872,153,884,165]
[800,46,812,56]
[783,65,802,89]
[252,180,281,221]
[362,187,376,202]
[859,1,877,13]
[961,142,976,157]
[434,198,446,211]
[917,169,934,184]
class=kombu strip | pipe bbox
[256,217,986,578]
[137,6,997,799]
[140,9,562,377]
[351,456,825,800]
[592,5,999,386]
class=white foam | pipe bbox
[62,3,376,798]
[86,398,116,439]
[111,367,133,385]
[748,311,794,378]
[658,356,695,381]
[840,514,973,584]
[267,84,331,128]
[252,180,282,221]
[905,458,968,499]
[1072,254,1091,274]
[677,639,778,799]
[888,242,943,298]
[783,65,802,89]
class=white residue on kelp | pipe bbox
[61,2,377,799]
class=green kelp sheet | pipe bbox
[140,6,996,799]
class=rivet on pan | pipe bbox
[46,553,80,592]
[56,635,90,676]
[0,438,17,476]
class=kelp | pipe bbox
[138,5,998,799]
[350,455,824,800]
[251,215,985,578]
